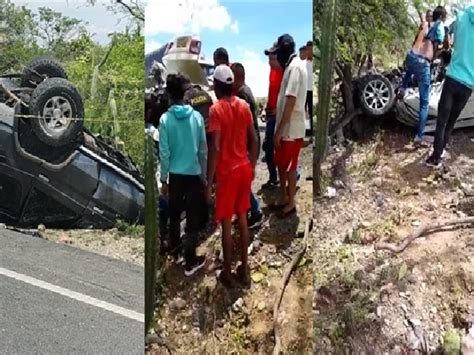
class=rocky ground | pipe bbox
[40,225,144,266]
[146,144,314,354]
[313,127,474,354]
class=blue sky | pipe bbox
[145,0,312,97]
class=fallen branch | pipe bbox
[273,218,312,355]
[375,217,474,253]
[329,108,363,138]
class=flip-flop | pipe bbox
[236,264,251,289]
[277,207,297,219]
[218,271,239,289]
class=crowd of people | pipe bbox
[397,5,474,168]
[155,33,313,288]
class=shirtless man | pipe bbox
[398,6,447,146]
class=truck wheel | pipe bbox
[359,74,395,116]
[21,56,68,88]
[29,78,84,147]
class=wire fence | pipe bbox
[13,113,144,124]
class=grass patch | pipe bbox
[115,220,144,238]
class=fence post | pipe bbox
[144,133,158,334]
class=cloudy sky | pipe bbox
[12,0,130,45]
[145,0,312,97]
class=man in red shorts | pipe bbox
[207,65,259,288]
[266,34,307,219]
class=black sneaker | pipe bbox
[184,255,206,277]
[425,155,442,169]
[248,212,263,229]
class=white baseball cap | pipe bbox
[213,64,234,84]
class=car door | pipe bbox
[20,152,100,227]
[0,103,35,223]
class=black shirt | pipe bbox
[236,84,259,131]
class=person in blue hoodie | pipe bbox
[159,73,208,276]
[426,5,474,167]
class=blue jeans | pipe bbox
[263,117,277,183]
[401,51,431,138]
[250,192,261,216]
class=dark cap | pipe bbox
[264,34,295,55]
[306,40,313,47]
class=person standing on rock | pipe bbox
[159,73,207,277]
[231,62,264,229]
[426,5,474,168]
[267,34,307,219]
[398,6,447,147]
[207,65,258,288]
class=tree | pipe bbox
[86,0,144,23]
[314,0,413,139]
[1,0,144,169]
[37,7,88,56]
[0,0,38,71]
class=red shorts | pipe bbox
[215,163,252,222]
[274,139,303,172]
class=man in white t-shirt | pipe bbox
[266,34,307,219]
[306,41,313,134]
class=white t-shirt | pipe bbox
[306,59,313,90]
[276,56,307,140]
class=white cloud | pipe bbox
[145,0,236,36]
[230,20,239,34]
[234,48,270,98]
[145,39,161,54]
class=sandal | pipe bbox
[218,271,239,289]
[236,264,251,289]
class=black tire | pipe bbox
[29,78,84,147]
[21,56,68,88]
[359,74,395,116]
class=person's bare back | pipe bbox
[412,21,435,61]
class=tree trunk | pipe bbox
[144,134,158,334]
[314,0,338,196]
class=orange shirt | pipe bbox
[208,96,253,177]
[267,68,283,111]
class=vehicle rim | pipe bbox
[363,79,390,112]
[40,96,73,137]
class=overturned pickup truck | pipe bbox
[352,50,474,132]
[0,57,144,229]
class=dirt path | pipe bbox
[147,144,313,354]
[313,128,474,353]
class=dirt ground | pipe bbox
[313,127,474,353]
[42,227,144,266]
[146,144,314,354]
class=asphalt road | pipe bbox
[0,228,144,354]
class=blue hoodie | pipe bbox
[447,6,474,89]
[159,104,207,182]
